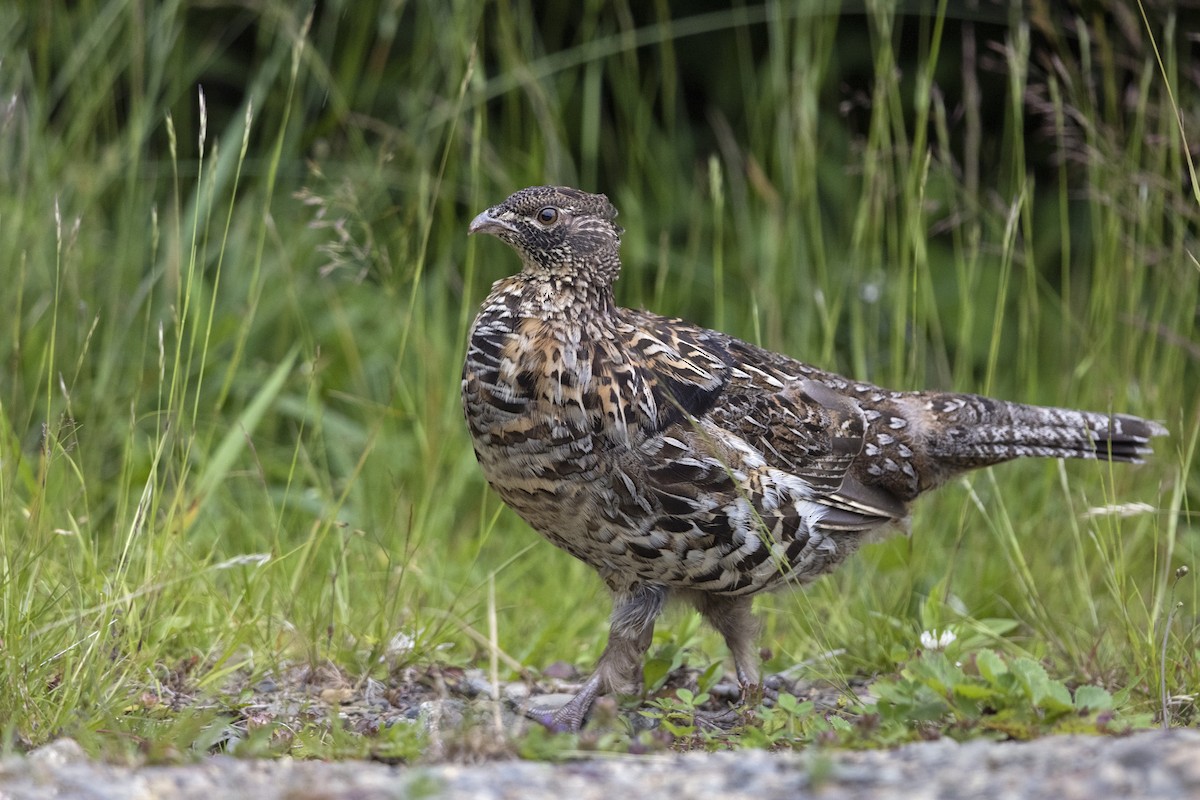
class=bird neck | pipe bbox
[510,271,619,321]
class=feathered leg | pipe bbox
[538,585,666,731]
[691,593,761,697]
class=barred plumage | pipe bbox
[462,185,1168,730]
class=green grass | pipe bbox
[0,1,1197,759]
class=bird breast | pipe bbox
[463,306,654,485]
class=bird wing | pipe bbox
[624,311,907,532]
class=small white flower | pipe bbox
[919,629,957,650]
[386,630,416,659]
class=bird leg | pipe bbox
[535,584,667,732]
[691,593,762,705]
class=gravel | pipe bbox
[4,730,1200,800]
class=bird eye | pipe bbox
[536,207,560,225]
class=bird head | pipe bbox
[469,186,623,284]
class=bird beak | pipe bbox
[468,209,517,236]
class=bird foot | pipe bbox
[741,681,768,706]
[521,691,596,732]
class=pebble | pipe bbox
[0,730,1198,799]
[502,682,531,702]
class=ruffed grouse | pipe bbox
[462,185,1167,731]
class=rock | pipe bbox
[28,738,87,767]
[502,682,530,702]
[418,698,468,730]
[520,692,575,714]
[252,677,278,694]
[460,669,495,699]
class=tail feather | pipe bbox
[921,393,1168,467]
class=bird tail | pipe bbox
[919,392,1168,468]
